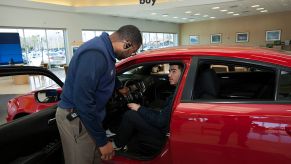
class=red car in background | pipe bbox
[6,86,62,122]
[1,46,291,164]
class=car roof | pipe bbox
[120,46,291,68]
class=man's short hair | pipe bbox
[170,62,183,70]
[116,25,142,47]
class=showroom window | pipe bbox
[82,30,178,51]
[82,30,114,42]
[0,27,66,69]
[142,32,178,51]
[278,70,291,100]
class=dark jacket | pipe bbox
[137,95,173,134]
[58,32,116,146]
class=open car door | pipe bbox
[0,66,63,164]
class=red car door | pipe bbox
[169,57,291,164]
[171,103,291,164]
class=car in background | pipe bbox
[43,52,66,66]
[0,46,291,164]
[6,85,62,122]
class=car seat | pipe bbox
[194,68,220,99]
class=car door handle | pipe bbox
[48,118,56,126]
[285,126,291,136]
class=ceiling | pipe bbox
[1,0,291,23]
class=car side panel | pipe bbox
[170,103,291,164]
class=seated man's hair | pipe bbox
[170,62,183,70]
[116,25,142,46]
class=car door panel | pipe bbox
[170,102,291,164]
[0,106,62,163]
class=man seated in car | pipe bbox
[113,63,183,155]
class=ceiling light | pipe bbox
[261,10,268,13]
[220,10,227,12]
[227,11,234,14]
[194,13,200,16]
[233,13,240,16]
[212,7,220,9]
[251,5,260,8]
[151,13,157,15]
[185,11,192,14]
[162,14,168,17]
[203,15,209,17]
[210,17,216,19]
[173,16,179,19]
[182,18,188,20]
[256,8,264,10]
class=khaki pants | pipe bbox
[56,107,101,164]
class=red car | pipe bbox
[6,85,62,122]
[1,46,291,164]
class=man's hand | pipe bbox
[118,87,130,96]
[99,142,114,160]
[127,103,141,111]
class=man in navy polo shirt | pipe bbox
[56,25,142,164]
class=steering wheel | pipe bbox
[106,79,146,113]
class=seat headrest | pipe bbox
[195,68,220,99]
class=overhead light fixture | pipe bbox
[151,13,157,15]
[194,13,201,16]
[182,18,188,20]
[220,10,227,12]
[261,10,268,13]
[227,11,234,14]
[210,17,216,19]
[212,7,220,9]
[203,15,209,17]
[256,8,264,10]
[173,16,179,19]
[233,13,240,16]
[251,5,260,8]
[185,11,192,14]
[162,14,168,17]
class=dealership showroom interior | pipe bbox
[0,0,291,164]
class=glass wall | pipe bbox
[82,30,114,42]
[82,30,178,51]
[0,27,66,68]
[142,32,177,51]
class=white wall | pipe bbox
[0,5,179,60]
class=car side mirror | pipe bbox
[35,89,60,103]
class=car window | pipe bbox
[151,64,170,75]
[123,66,143,75]
[278,70,291,100]
[0,75,59,126]
[193,60,276,101]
